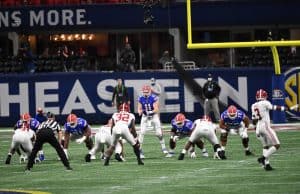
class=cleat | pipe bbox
[19,155,27,163]
[5,154,12,164]
[202,151,209,157]
[178,153,185,160]
[104,157,110,166]
[264,164,273,171]
[165,152,175,158]
[140,150,145,159]
[66,166,73,171]
[216,150,226,160]
[245,150,253,156]
[85,154,91,162]
[115,153,124,162]
[90,154,96,160]
[34,157,41,163]
[257,156,265,167]
[24,168,31,173]
[138,159,144,165]
[162,148,169,154]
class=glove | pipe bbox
[63,148,69,159]
[76,136,86,144]
[289,104,299,111]
[190,152,197,159]
[172,135,179,142]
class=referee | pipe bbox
[26,112,72,171]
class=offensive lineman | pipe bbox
[251,89,298,171]
[178,115,226,160]
[138,84,168,159]
[219,105,253,156]
[166,113,208,158]
[103,103,144,166]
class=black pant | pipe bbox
[27,128,70,169]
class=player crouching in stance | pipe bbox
[5,122,35,164]
[85,119,124,162]
[219,105,253,156]
[251,89,298,171]
[166,113,208,158]
[138,85,168,159]
[178,115,226,160]
[103,103,144,166]
[63,113,95,160]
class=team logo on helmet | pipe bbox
[256,89,268,101]
[227,105,237,119]
[67,114,78,127]
[175,113,186,127]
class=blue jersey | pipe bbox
[221,109,245,129]
[138,94,158,115]
[35,113,47,123]
[64,118,88,136]
[16,118,40,132]
[171,118,193,135]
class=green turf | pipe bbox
[0,129,300,194]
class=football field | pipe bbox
[0,126,300,194]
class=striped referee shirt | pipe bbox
[38,119,61,134]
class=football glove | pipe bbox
[76,136,86,144]
[190,151,196,159]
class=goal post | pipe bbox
[185,0,300,123]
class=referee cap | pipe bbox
[46,112,55,118]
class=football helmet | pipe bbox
[67,113,78,127]
[142,85,151,97]
[175,113,186,127]
[227,105,237,119]
[119,103,130,112]
[256,89,268,101]
[21,113,31,123]
[201,115,211,122]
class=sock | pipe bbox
[265,146,277,158]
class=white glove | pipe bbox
[290,104,299,110]
[172,135,179,142]
[190,152,197,159]
[63,148,69,159]
[76,136,86,144]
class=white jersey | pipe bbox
[251,100,273,123]
[189,119,219,145]
[11,128,35,156]
[112,111,135,127]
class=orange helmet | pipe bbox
[175,113,186,127]
[256,89,268,101]
[142,85,151,97]
[227,105,237,119]
[67,113,78,127]
[119,103,130,112]
[201,115,211,122]
[21,113,31,123]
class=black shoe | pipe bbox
[257,156,265,166]
[24,168,31,173]
[5,154,12,164]
[178,153,185,160]
[264,164,273,171]
[245,150,253,156]
[138,159,144,165]
[104,157,110,166]
[66,166,73,171]
[115,153,123,162]
[85,154,91,162]
[218,150,227,160]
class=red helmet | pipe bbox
[256,89,268,101]
[21,113,31,123]
[227,105,237,119]
[142,85,151,96]
[175,113,186,127]
[119,103,130,112]
[67,113,78,127]
[201,115,211,122]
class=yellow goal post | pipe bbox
[186,0,300,74]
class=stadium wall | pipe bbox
[0,67,299,127]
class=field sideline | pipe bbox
[0,124,300,194]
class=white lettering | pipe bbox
[76,9,86,25]
[0,83,29,116]
[62,9,74,25]
[62,79,95,114]
[0,11,9,27]
[11,11,21,27]
[184,78,206,112]
[30,10,44,26]
[97,79,115,114]
[47,10,59,26]
[35,82,60,115]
